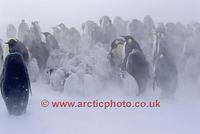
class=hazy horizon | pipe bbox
[0,0,200,38]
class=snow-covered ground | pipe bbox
[0,81,199,134]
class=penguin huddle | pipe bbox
[108,33,178,97]
[0,16,183,115]
[0,39,31,115]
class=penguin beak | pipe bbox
[120,35,127,40]
[120,35,127,41]
[41,32,46,36]
[4,39,18,44]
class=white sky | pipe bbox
[0,0,199,38]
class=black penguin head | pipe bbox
[32,21,39,25]
[42,32,50,37]
[5,39,18,47]
[121,35,135,44]
[58,23,66,29]
[21,19,25,23]
[99,16,112,27]
[155,23,166,36]
[5,39,19,53]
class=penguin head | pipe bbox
[31,21,39,26]
[42,32,50,37]
[155,23,166,37]
[21,19,25,23]
[121,35,135,44]
[58,23,66,29]
[99,16,112,28]
[5,39,19,53]
[33,21,39,24]
[5,38,18,47]
[110,39,125,62]
[111,39,124,50]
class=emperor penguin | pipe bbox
[0,52,31,115]
[126,49,150,96]
[121,35,150,96]
[6,24,17,39]
[42,32,59,52]
[153,30,178,98]
[18,19,29,42]
[5,39,29,64]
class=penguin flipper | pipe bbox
[0,56,9,97]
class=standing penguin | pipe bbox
[108,38,126,83]
[6,24,17,39]
[42,32,59,52]
[0,52,31,115]
[108,38,125,69]
[153,32,178,98]
[18,19,29,42]
[29,41,50,71]
[154,50,178,98]
[99,16,117,45]
[121,36,150,96]
[82,20,103,45]
[126,49,150,96]
[5,39,29,64]
[28,58,40,82]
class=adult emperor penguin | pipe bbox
[18,19,29,42]
[0,52,31,115]
[121,35,150,96]
[153,30,178,98]
[5,39,29,64]
[6,24,17,39]
[42,32,59,51]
